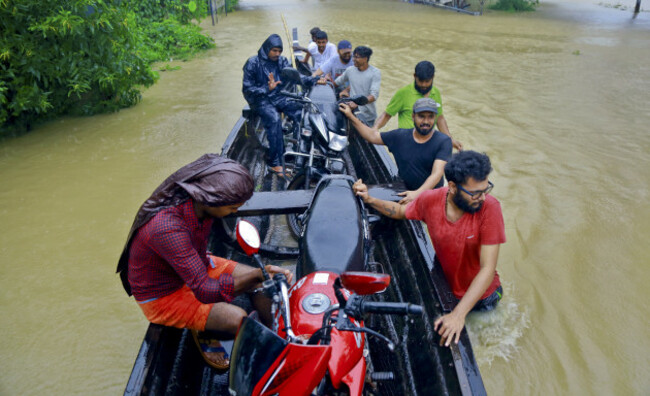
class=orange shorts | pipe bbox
[137,255,237,331]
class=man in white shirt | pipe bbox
[301,30,337,72]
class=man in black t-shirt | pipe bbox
[339,97,452,204]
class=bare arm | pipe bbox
[339,103,383,145]
[398,159,447,205]
[353,179,406,220]
[373,111,392,130]
[436,114,462,151]
[434,244,500,346]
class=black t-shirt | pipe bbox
[381,128,452,190]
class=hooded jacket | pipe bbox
[242,34,292,107]
[116,154,254,295]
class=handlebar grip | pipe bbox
[280,91,303,99]
[361,301,423,316]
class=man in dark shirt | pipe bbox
[339,97,452,204]
[117,154,292,365]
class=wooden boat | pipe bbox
[123,108,487,396]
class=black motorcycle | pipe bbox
[279,67,368,238]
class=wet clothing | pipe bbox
[335,65,381,125]
[405,187,506,300]
[242,34,315,167]
[137,255,237,331]
[385,82,444,128]
[380,128,452,190]
[117,154,254,296]
[128,200,235,303]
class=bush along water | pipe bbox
[488,0,537,12]
[0,0,218,136]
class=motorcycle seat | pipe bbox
[299,178,365,277]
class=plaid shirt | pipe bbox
[128,200,235,303]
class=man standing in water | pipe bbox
[352,151,505,346]
[334,46,381,125]
[117,154,292,367]
[339,98,452,204]
[374,61,462,151]
[242,34,311,176]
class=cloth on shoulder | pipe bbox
[116,154,254,296]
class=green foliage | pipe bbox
[488,0,537,12]
[1,0,216,136]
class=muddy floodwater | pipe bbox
[1,0,649,394]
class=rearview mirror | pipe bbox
[280,67,302,84]
[340,271,390,295]
[236,220,260,256]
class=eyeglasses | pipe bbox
[457,181,494,200]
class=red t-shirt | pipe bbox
[405,187,506,299]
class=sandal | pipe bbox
[192,330,230,371]
[267,166,292,179]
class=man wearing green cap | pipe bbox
[339,97,452,204]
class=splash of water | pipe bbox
[465,282,530,366]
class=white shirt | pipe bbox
[307,42,338,72]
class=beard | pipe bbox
[414,122,433,136]
[414,79,432,95]
[452,190,483,214]
[341,54,351,63]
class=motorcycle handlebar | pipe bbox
[280,91,305,100]
[360,301,423,316]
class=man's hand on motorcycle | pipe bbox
[434,311,466,347]
[338,103,353,117]
[398,190,419,205]
[267,73,281,91]
[317,77,328,85]
[265,264,294,284]
[353,179,370,203]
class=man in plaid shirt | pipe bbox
[117,155,291,366]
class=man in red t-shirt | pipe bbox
[353,151,505,347]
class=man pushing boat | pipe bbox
[352,150,506,347]
[116,154,292,369]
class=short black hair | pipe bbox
[315,30,328,40]
[353,46,373,60]
[310,27,321,36]
[444,151,492,185]
[415,61,435,80]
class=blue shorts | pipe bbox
[471,285,503,312]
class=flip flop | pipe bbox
[191,330,230,371]
[267,166,292,179]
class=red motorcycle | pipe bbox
[229,177,423,396]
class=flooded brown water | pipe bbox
[1,0,649,394]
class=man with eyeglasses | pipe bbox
[334,46,381,125]
[352,151,506,347]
